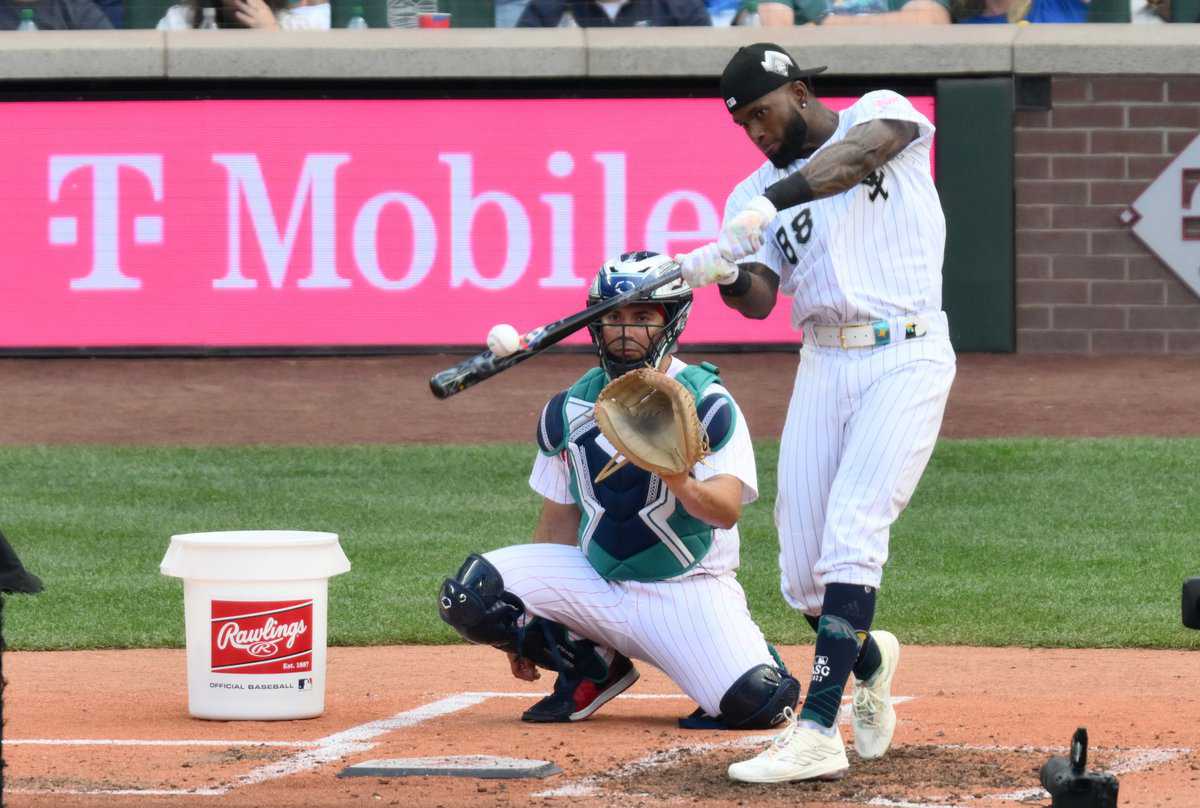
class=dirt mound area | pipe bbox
[609,742,1061,805]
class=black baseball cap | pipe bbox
[720,43,827,113]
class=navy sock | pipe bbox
[798,583,877,728]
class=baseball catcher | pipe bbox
[439,250,799,729]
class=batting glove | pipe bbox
[675,243,739,289]
[717,195,777,261]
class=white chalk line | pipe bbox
[233,692,491,788]
[8,691,688,797]
[14,691,1189,805]
[7,787,228,797]
[5,739,316,747]
[7,692,489,798]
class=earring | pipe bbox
[801,102,807,108]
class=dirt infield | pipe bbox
[5,645,1198,808]
[3,352,1199,807]
[2,353,1199,444]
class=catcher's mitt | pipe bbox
[593,367,709,483]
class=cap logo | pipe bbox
[725,96,737,109]
[760,51,793,78]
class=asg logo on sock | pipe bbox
[811,655,831,681]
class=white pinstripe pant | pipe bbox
[778,312,956,615]
[485,543,778,716]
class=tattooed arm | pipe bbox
[762,119,920,211]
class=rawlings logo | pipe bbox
[211,599,314,674]
[215,616,308,657]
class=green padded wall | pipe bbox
[125,0,174,28]
[1089,0,1194,20]
[1088,0,1131,21]
[331,0,388,27]
[1173,0,1199,20]
[935,77,1015,352]
[438,0,495,25]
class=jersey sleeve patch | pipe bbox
[536,390,569,455]
[697,392,737,452]
[853,90,934,141]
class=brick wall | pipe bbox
[1013,76,1200,354]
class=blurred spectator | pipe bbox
[496,0,525,24]
[517,0,711,25]
[728,2,760,17]
[953,0,1086,20]
[708,0,743,21]
[1129,0,1169,20]
[750,0,948,23]
[1076,0,1180,19]
[0,0,113,27]
[94,0,120,26]
[157,0,330,27]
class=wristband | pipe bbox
[764,173,814,211]
[719,269,753,298]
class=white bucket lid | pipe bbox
[160,530,351,582]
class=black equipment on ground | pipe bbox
[1039,727,1119,808]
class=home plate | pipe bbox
[337,755,562,779]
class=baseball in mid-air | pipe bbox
[487,323,523,357]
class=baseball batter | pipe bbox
[439,251,799,730]
[676,43,956,782]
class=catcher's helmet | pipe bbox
[586,251,692,379]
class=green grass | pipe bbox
[1,441,1197,651]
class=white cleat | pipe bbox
[728,707,850,783]
[852,629,901,760]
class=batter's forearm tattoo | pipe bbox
[800,139,880,197]
[765,119,919,208]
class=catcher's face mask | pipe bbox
[587,250,693,380]
[599,304,666,366]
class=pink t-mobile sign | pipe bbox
[0,96,933,349]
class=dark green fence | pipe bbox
[936,77,1015,353]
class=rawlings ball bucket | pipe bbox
[160,531,351,720]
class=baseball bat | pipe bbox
[429,260,683,399]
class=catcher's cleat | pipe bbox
[728,707,849,783]
[521,653,639,723]
[851,629,900,759]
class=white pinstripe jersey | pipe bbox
[527,357,758,579]
[725,90,945,328]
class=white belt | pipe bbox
[810,315,929,349]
